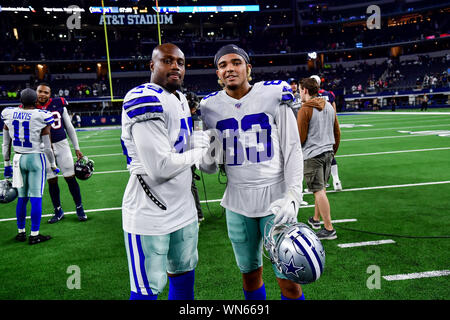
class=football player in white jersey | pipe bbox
[120,43,210,300]
[2,88,59,244]
[199,44,305,300]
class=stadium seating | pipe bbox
[0,0,448,118]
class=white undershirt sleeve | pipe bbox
[62,107,80,150]
[276,103,304,204]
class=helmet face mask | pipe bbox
[0,180,18,204]
[264,219,325,284]
[74,156,95,180]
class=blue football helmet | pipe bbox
[0,179,18,204]
[264,219,325,284]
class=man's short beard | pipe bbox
[226,84,239,91]
[165,81,182,93]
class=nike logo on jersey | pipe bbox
[291,201,296,211]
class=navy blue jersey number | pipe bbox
[216,113,273,166]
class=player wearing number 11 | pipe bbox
[199,44,305,300]
[1,88,59,244]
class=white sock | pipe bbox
[331,164,340,182]
[30,231,39,236]
[18,228,25,233]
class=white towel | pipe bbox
[12,154,23,189]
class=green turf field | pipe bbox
[0,111,449,300]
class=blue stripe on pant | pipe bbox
[39,154,45,196]
[135,235,152,294]
[126,233,156,298]
[127,233,141,295]
[124,221,199,299]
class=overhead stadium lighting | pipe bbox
[151,5,260,13]
[308,52,317,60]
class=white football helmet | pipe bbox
[264,219,325,284]
[0,179,18,204]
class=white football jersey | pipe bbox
[199,80,303,217]
[121,82,198,236]
[1,107,54,154]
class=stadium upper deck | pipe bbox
[0,0,448,111]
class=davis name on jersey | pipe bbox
[36,97,69,143]
[1,107,54,154]
[200,80,294,182]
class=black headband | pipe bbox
[214,44,250,66]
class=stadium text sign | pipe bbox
[99,14,173,25]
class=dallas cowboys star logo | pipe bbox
[283,257,304,276]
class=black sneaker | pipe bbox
[29,234,52,245]
[15,232,27,242]
[307,217,321,230]
[316,228,337,240]
[48,208,64,224]
[76,205,87,222]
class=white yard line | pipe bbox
[93,170,128,174]
[80,144,120,149]
[336,147,450,157]
[79,137,121,143]
[0,206,358,223]
[0,207,122,222]
[2,147,448,171]
[338,239,395,248]
[199,199,316,209]
[321,218,358,224]
[341,123,450,133]
[72,153,123,159]
[383,270,450,281]
[339,117,450,124]
[342,134,429,141]
[340,112,450,116]
[307,180,450,194]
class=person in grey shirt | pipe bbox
[297,78,340,240]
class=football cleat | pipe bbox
[29,234,52,245]
[0,179,18,204]
[333,180,343,191]
[48,207,64,224]
[74,156,95,180]
[264,219,325,284]
[76,205,87,222]
[15,232,27,242]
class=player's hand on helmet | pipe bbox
[189,130,211,150]
[3,165,13,179]
[75,150,84,160]
[269,191,299,225]
[51,166,60,175]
